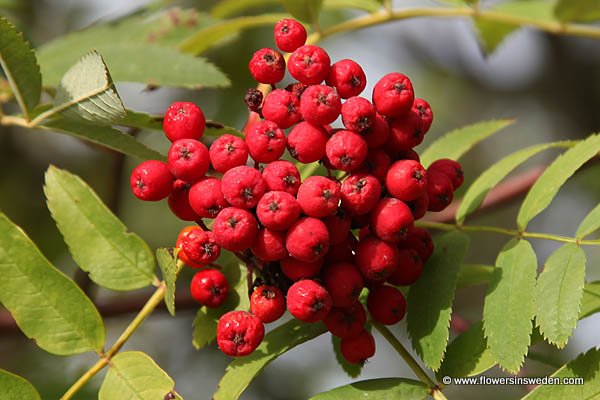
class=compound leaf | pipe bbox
[157,248,179,316]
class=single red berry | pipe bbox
[163,102,206,142]
[340,329,375,364]
[326,59,366,99]
[167,139,210,183]
[250,285,287,323]
[245,120,286,164]
[387,248,423,285]
[189,177,229,218]
[256,190,301,231]
[168,180,200,221]
[340,96,376,133]
[296,176,341,218]
[399,227,434,261]
[428,159,464,190]
[213,207,259,251]
[386,112,425,152]
[287,121,328,163]
[385,159,428,202]
[262,160,301,195]
[262,89,302,129]
[217,310,265,357]
[323,207,352,245]
[395,148,421,162]
[426,170,454,212]
[221,166,266,209]
[274,18,307,52]
[251,228,288,261]
[130,160,173,201]
[367,285,406,325]
[412,98,434,133]
[285,217,330,262]
[372,72,415,118]
[280,257,323,281]
[340,173,382,215]
[355,235,399,282]
[190,269,229,307]
[324,303,367,338]
[248,48,285,84]
[370,198,414,242]
[325,130,368,171]
[182,229,221,266]
[322,262,364,307]
[286,279,332,322]
[287,45,331,85]
[361,112,390,149]
[209,134,249,173]
[405,193,429,220]
[299,84,341,125]
[325,233,357,264]
[175,226,204,268]
[353,149,392,182]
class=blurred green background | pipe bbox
[1,0,599,399]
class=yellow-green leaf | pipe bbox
[576,203,600,239]
[581,281,600,319]
[0,369,41,400]
[555,0,600,22]
[308,378,428,400]
[157,248,179,316]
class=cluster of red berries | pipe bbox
[129,18,464,365]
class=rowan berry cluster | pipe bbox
[129,18,464,364]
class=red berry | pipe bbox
[296,176,341,218]
[248,48,285,84]
[386,112,425,152]
[167,139,209,183]
[262,89,302,129]
[256,190,301,231]
[355,235,399,282]
[213,207,259,251]
[285,217,330,262]
[325,130,368,172]
[221,166,266,209]
[281,257,323,281]
[405,193,429,220]
[287,45,331,85]
[209,134,249,173]
[217,310,265,357]
[262,160,301,195]
[250,228,288,261]
[340,173,382,215]
[286,279,332,322]
[354,149,392,182]
[367,285,406,325]
[396,149,421,162]
[250,285,286,323]
[322,262,364,307]
[326,59,366,99]
[299,84,341,125]
[182,230,221,266]
[426,170,454,211]
[323,207,352,245]
[274,18,307,53]
[412,98,434,133]
[163,102,206,142]
[245,120,286,164]
[370,198,414,242]
[385,159,428,202]
[130,160,173,201]
[340,97,376,133]
[428,159,464,189]
[168,180,200,221]
[287,122,328,163]
[189,177,229,218]
[372,72,414,118]
[362,113,390,149]
[325,233,357,264]
[175,226,204,268]
[324,303,367,338]
[190,269,229,308]
[340,329,375,364]
[387,248,423,285]
[399,227,434,262]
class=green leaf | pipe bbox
[0,16,41,119]
[0,213,105,355]
[0,369,41,400]
[211,0,280,18]
[576,203,600,239]
[555,0,600,22]
[522,347,600,399]
[517,134,600,230]
[214,320,327,400]
[157,248,178,316]
[407,231,470,371]
[474,18,517,54]
[99,351,182,400]
[420,119,513,168]
[204,122,245,139]
[581,281,600,319]
[456,264,494,288]
[308,378,428,400]
[44,166,155,291]
[118,110,163,131]
[179,14,287,55]
[456,141,571,224]
[281,0,324,24]
[483,239,537,373]
[41,117,165,161]
[437,321,496,378]
[324,0,381,13]
[332,335,363,378]
[536,244,586,348]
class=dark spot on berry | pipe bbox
[286,102,297,114]
[322,189,333,200]
[312,243,324,255]
[210,285,222,296]
[412,170,424,181]
[358,116,372,131]
[269,201,280,212]
[208,206,220,217]
[317,93,328,105]
[303,55,313,66]
[283,175,297,186]
[136,179,145,189]
[281,25,289,33]
[355,178,367,191]
[226,143,235,153]
[439,193,449,204]
[455,167,464,178]
[393,82,405,92]
[264,53,275,63]
[177,107,187,115]
[312,299,325,312]
[265,129,276,139]
[413,129,422,139]
[262,288,276,299]
[179,146,191,159]
[350,76,361,87]
[339,155,352,166]
[242,187,254,199]
[228,217,238,228]
[203,243,216,256]
[233,333,245,346]
[289,147,298,157]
